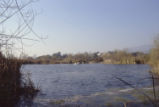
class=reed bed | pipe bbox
[0,52,39,107]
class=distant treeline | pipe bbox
[24,51,149,64]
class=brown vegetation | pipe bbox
[0,0,40,106]
[24,51,149,64]
[149,36,159,73]
[0,52,39,106]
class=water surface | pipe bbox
[21,64,152,106]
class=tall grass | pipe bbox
[0,52,39,107]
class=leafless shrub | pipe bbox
[0,0,41,106]
[0,0,43,56]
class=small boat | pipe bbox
[73,62,80,65]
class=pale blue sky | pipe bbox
[25,0,159,56]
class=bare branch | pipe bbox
[0,0,43,56]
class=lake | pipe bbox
[21,64,153,106]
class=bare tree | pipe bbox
[0,0,42,57]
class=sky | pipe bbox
[23,0,159,56]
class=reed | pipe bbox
[0,52,39,107]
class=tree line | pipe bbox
[24,51,149,64]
